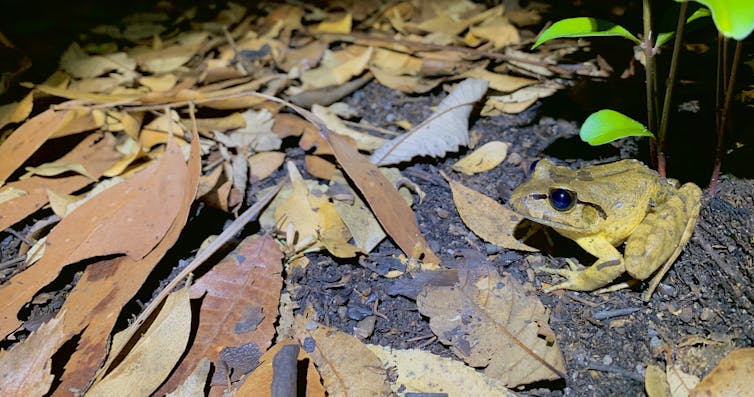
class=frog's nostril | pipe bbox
[549,188,575,211]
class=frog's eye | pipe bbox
[528,160,540,173]
[548,188,576,211]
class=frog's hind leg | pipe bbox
[624,183,702,301]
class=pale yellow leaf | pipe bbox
[135,45,196,74]
[311,104,385,152]
[47,189,78,218]
[463,67,537,93]
[370,48,423,76]
[60,43,136,78]
[103,136,142,177]
[331,171,386,253]
[87,286,192,397]
[370,67,445,93]
[165,358,210,397]
[367,345,518,396]
[448,177,536,251]
[646,364,672,397]
[313,12,352,34]
[371,78,488,165]
[452,141,509,175]
[0,91,33,130]
[667,364,699,397]
[691,348,754,397]
[294,320,391,396]
[139,73,178,92]
[301,46,373,89]
[0,186,27,205]
[21,162,96,181]
[482,82,561,116]
[469,18,521,49]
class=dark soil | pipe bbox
[1,1,753,396]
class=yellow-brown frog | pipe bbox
[509,159,702,300]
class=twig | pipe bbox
[95,178,284,382]
[656,1,688,177]
[0,255,26,270]
[585,362,644,382]
[592,307,642,320]
[709,40,742,194]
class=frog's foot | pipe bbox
[538,258,625,292]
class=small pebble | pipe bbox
[385,113,395,122]
[602,355,613,365]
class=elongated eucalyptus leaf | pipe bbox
[532,17,640,49]
[580,109,653,146]
[679,0,754,40]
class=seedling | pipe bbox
[533,0,754,191]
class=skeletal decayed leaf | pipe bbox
[214,108,282,152]
[452,141,509,175]
[86,286,192,397]
[294,320,391,396]
[691,348,754,397]
[448,176,536,251]
[0,312,66,396]
[368,345,517,396]
[667,364,699,397]
[371,78,488,165]
[417,270,565,387]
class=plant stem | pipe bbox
[642,0,659,173]
[657,1,688,177]
[709,40,742,193]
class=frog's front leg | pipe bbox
[540,236,626,291]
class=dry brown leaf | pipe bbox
[327,130,440,263]
[370,67,446,94]
[370,48,423,76]
[157,235,284,395]
[249,151,285,181]
[0,133,121,231]
[452,140,509,175]
[371,78,488,165]
[0,108,75,183]
[0,312,66,396]
[52,129,199,394]
[274,161,357,258]
[0,139,187,337]
[305,154,337,180]
[237,341,326,397]
[463,67,537,93]
[21,161,96,180]
[300,46,373,90]
[691,348,754,397]
[330,171,386,253]
[468,17,521,48]
[447,176,536,251]
[367,345,518,396]
[183,111,246,135]
[60,43,136,78]
[311,104,385,152]
[483,82,561,116]
[294,320,391,396]
[417,269,565,387]
[86,286,192,397]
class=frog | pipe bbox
[509,158,702,300]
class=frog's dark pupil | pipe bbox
[528,160,540,173]
[549,188,575,211]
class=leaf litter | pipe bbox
[0,1,738,396]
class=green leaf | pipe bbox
[532,17,640,49]
[679,0,754,40]
[657,7,711,48]
[579,110,653,146]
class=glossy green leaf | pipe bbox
[657,7,711,47]
[532,17,640,49]
[679,0,754,40]
[580,110,653,146]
